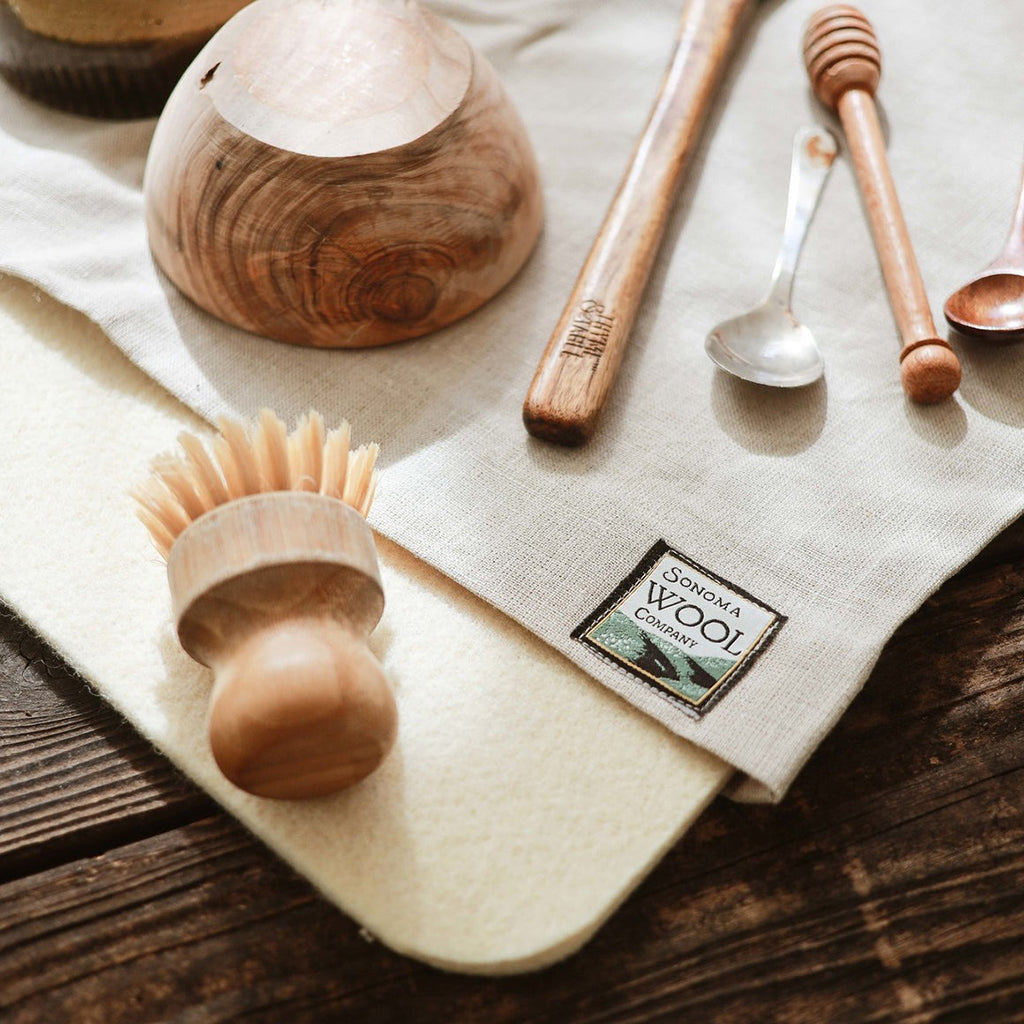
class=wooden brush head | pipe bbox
[134,411,397,800]
[803,5,881,109]
[134,409,378,558]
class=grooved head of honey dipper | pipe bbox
[803,5,881,109]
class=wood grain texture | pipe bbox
[0,817,400,1024]
[0,607,213,883]
[169,494,396,799]
[2,522,1024,1020]
[522,0,755,446]
[803,5,960,404]
[0,0,247,118]
[144,0,543,348]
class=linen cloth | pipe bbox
[2,0,1024,801]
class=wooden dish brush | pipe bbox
[132,410,396,800]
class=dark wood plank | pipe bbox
[1,520,1023,1022]
[0,816,417,1024]
[0,607,216,881]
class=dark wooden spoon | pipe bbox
[944,161,1024,340]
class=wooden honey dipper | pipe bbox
[804,6,960,403]
[132,410,397,800]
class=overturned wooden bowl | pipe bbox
[144,0,543,348]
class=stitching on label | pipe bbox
[572,541,786,717]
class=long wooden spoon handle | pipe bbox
[522,0,755,446]
[1003,157,1024,265]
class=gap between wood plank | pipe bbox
[0,604,216,883]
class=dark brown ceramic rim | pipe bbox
[0,2,211,119]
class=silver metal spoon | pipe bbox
[705,125,838,386]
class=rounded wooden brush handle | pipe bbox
[522,0,755,446]
[207,616,397,800]
[169,493,394,800]
[804,6,960,403]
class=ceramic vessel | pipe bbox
[0,0,249,118]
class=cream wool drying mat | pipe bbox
[0,274,730,973]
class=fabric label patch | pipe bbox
[572,541,785,716]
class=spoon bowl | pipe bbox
[944,270,1024,341]
[705,125,837,388]
[706,304,824,387]
[945,159,1024,341]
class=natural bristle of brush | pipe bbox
[132,409,379,558]
[133,408,394,800]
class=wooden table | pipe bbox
[3,515,1024,1022]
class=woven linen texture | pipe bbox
[1,0,1022,799]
